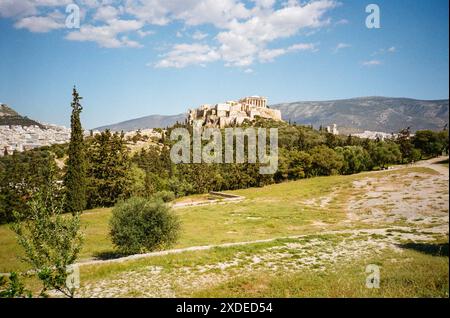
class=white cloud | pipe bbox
[333,42,351,53]
[3,0,338,67]
[0,0,72,18]
[14,15,64,32]
[93,5,119,22]
[66,19,144,48]
[362,59,382,66]
[137,29,154,38]
[252,0,276,9]
[192,30,208,40]
[154,43,220,68]
[259,43,317,62]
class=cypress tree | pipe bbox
[65,86,87,213]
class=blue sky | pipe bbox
[0,0,448,129]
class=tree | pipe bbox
[86,130,132,208]
[276,149,312,180]
[11,172,83,298]
[413,130,445,158]
[309,145,344,176]
[396,127,413,163]
[336,146,370,175]
[0,150,60,224]
[64,87,87,213]
[370,141,402,169]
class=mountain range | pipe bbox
[94,97,449,134]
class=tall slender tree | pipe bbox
[65,87,87,213]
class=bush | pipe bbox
[109,197,180,254]
[151,190,175,202]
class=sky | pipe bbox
[0,0,449,129]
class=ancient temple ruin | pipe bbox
[187,96,282,128]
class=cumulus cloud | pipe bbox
[192,30,208,40]
[14,15,65,32]
[93,5,119,22]
[3,0,338,66]
[65,19,144,48]
[0,0,72,18]
[154,43,221,68]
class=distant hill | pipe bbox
[95,97,449,133]
[271,97,449,134]
[95,113,186,132]
[0,104,44,127]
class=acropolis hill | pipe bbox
[188,96,282,128]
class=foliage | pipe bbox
[0,272,31,298]
[10,180,83,298]
[64,87,87,213]
[86,129,132,208]
[309,145,344,176]
[335,146,371,175]
[413,130,448,158]
[0,151,60,224]
[151,190,176,203]
[128,164,147,197]
[370,141,402,169]
[109,197,180,255]
[276,149,312,181]
[396,127,414,163]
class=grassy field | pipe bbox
[74,230,448,297]
[1,164,448,297]
[1,166,437,273]
[191,247,449,298]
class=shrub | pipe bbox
[151,190,175,202]
[109,197,180,254]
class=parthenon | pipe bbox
[187,96,282,128]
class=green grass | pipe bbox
[0,172,351,272]
[0,166,443,273]
[1,163,447,298]
[190,248,449,298]
[74,234,448,298]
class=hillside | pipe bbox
[95,113,186,132]
[94,97,449,133]
[0,103,43,127]
[271,97,449,133]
